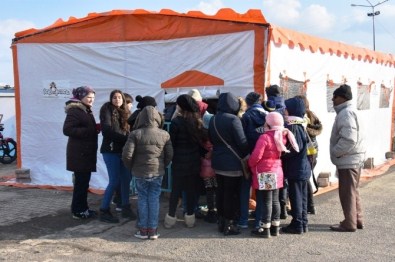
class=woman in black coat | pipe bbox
[208,92,249,235]
[164,94,203,229]
[63,86,98,219]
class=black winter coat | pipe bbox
[63,100,98,172]
[170,116,201,177]
[99,102,129,154]
[209,93,249,172]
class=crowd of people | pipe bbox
[62,83,366,240]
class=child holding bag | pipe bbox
[248,112,299,238]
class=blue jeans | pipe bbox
[100,153,131,210]
[135,176,163,229]
[238,176,251,226]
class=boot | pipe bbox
[164,213,177,229]
[218,216,225,233]
[184,213,196,228]
[99,208,119,223]
[270,220,280,236]
[122,205,137,220]
[280,204,288,219]
[251,222,270,238]
[223,220,240,236]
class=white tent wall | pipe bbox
[268,42,394,181]
[0,93,16,139]
[16,30,256,189]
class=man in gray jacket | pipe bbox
[329,84,366,232]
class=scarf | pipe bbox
[266,125,299,153]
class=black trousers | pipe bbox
[216,175,241,220]
[168,175,197,217]
[71,172,91,213]
[288,179,308,230]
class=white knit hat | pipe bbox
[188,89,203,102]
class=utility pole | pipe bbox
[351,0,389,51]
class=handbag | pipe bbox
[257,171,278,190]
[306,130,318,156]
[213,117,251,179]
[305,129,319,194]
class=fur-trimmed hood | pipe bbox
[64,100,91,114]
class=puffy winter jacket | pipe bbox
[122,106,173,178]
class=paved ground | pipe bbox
[0,161,395,261]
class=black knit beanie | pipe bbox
[136,95,157,109]
[333,84,353,101]
[176,94,199,113]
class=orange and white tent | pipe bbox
[11,8,395,189]
[11,9,269,188]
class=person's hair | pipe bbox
[237,96,247,118]
[178,108,203,143]
[124,93,133,104]
[109,90,130,132]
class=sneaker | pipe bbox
[72,209,94,220]
[99,209,120,223]
[148,228,160,240]
[134,229,149,240]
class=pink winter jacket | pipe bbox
[248,130,284,190]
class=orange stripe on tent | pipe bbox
[161,70,224,88]
[271,24,395,67]
[14,8,268,39]
[11,45,22,168]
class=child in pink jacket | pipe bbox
[248,111,299,238]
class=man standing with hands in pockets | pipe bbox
[329,84,366,232]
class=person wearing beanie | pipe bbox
[265,84,286,115]
[330,84,366,232]
[208,92,249,235]
[63,86,98,220]
[248,112,299,238]
[281,96,311,235]
[128,95,161,129]
[164,94,203,229]
[265,85,287,219]
[239,91,267,229]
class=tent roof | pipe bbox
[14,8,268,39]
[13,8,395,66]
[271,24,394,66]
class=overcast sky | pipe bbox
[1,0,394,85]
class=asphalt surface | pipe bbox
[0,162,394,261]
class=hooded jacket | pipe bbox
[122,106,173,178]
[208,93,249,174]
[63,100,98,172]
[330,101,366,169]
[241,103,267,152]
[281,97,311,181]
